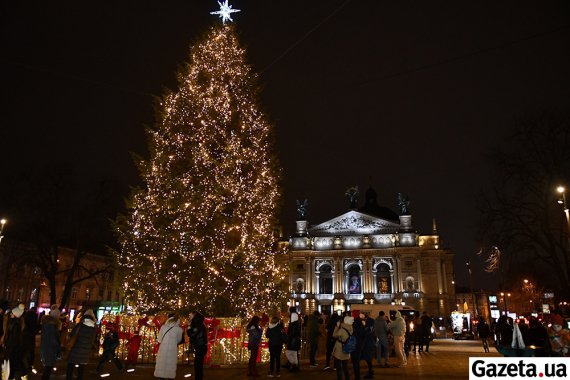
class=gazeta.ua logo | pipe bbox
[470,358,568,379]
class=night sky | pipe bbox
[2,1,570,290]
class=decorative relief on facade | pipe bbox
[315,259,335,272]
[372,257,393,271]
[310,211,399,236]
[343,259,363,271]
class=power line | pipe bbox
[260,0,352,74]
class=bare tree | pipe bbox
[0,165,120,308]
[478,109,570,296]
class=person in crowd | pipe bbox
[374,310,390,367]
[388,311,406,368]
[96,324,123,373]
[525,316,550,356]
[332,314,353,380]
[404,316,413,357]
[350,314,365,380]
[66,309,97,380]
[59,312,71,348]
[188,311,207,380]
[547,313,570,356]
[154,312,184,380]
[40,305,62,380]
[246,315,262,377]
[411,314,422,353]
[495,315,513,347]
[22,306,39,373]
[361,315,375,379]
[419,312,432,352]
[265,316,286,377]
[476,317,491,353]
[308,310,321,367]
[4,304,26,380]
[324,312,341,371]
[285,307,301,372]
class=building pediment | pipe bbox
[309,210,400,236]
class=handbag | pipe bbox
[65,325,81,351]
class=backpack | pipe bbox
[341,328,357,354]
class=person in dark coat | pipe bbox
[374,311,390,367]
[285,307,301,372]
[324,312,340,371]
[96,324,123,372]
[246,315,262,377]
[419,312,432,352]
[496,315,513,347]
[307,311,321,367]
[22,307,39,373]
[40,306,62,380]
[477,317,491,353]
[526,316,550,356]
[265,316,285,377]
[351,315,365,380]
[4,304,26,380]
[66,309,97,380]
[361,316,375,379]
[188,312,208,380]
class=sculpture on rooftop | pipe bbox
[397,192,411,215]
[345,186,359,209]
[296,198,309,220]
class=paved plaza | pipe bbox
[32,339,501,379]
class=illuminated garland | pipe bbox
[116,24,288,317]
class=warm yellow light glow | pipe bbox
[557,186,566,193]
[0,219,6,225]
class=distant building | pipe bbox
[286,187,456,318]
[0,240,121,317]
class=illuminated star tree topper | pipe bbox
[210,0,241,24]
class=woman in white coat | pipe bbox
[154,313,184,380]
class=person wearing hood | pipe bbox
[40,305,62,380]
[332,315,353,380]
[246,315,262,376]
[4,303,26,380]
[154,312,184,380]
[350,314,365,380]
[388,311,407,368]
[66,309,97,380]
[547,313,570,356]
[22,306,39,374]
[265,316,286,377]
[188,311,207,380]
[285,307,301,372]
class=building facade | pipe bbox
[287,189,455,318]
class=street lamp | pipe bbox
[557,185,570,234]
[0,218,6,244]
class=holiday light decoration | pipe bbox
[210,0,240,24]
[115,24,287,317]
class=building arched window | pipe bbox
[376,263,391,294]
[405,276,416,291]
[295,278,305,294]
[319,265,333,294]
[348,266,362,295]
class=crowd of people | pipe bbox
[478,313,570,356]
[3,300,567,380]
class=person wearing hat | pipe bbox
[4,304,27,380]
[547,313,570,356]
[66,309,97,380]
[40,305,62,380]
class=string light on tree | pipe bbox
[115,19,287,317]
[210,0,241,24]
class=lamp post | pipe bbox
[466,259,478,317]
[0,218,6,244]
[556,185,570,245]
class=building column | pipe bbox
[436,256,443,294]
[442,260,448,294]
[306,258,312,294]
[417,258,423,292]
[395,255,402,293]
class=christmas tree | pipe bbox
[116,21,286,317]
